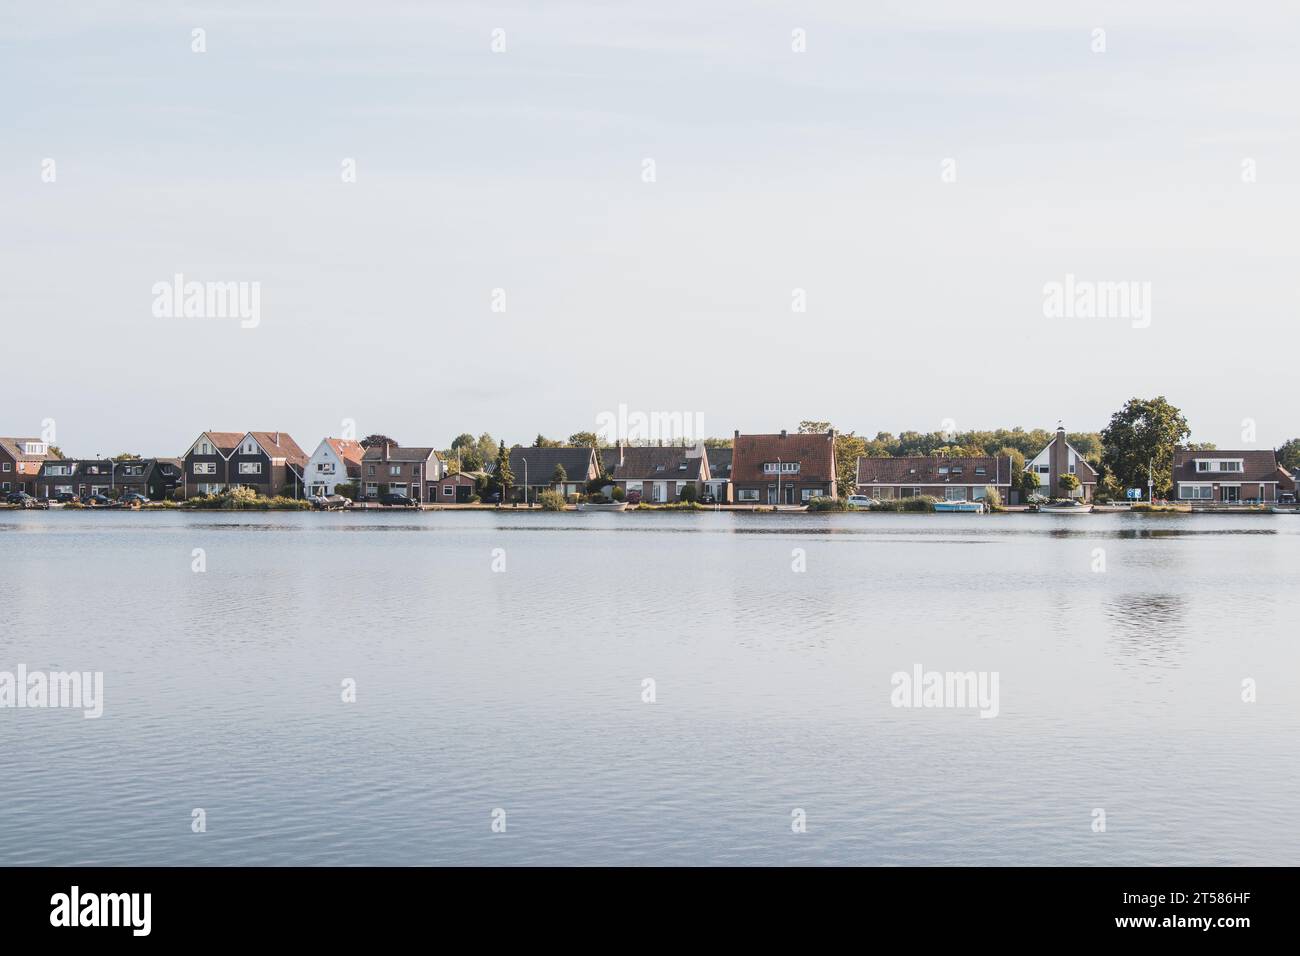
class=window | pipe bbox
[239,462,262,475]
[193,462,216,475]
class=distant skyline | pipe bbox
[4,1,1300,453]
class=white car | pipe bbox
[846,495,875,509]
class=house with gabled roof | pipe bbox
[1172,448,1294,504]
[1024,425,1098,500]
[0,436,53,495]
[731,428,837,505]
[304,438,366,497]
[856,455,1012,502]
[360,441,443,502]
[607,441,710,503]
[181,430,307,498]
[492,446,599,501]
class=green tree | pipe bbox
[495,441,514,502]
[1100,396,1190,498]
[1278,438,1300,471]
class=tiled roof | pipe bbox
[732,432,835,483]
[1172,449,1292,484]
[248,432,307,466]
[362,444,440,463]
[495,446,598,485]
[0,437,52,462]
[857,456,1009,485]
[611,446,706,482]
[198,432,245,455]
[705,447,732,478]
[326,438,366,466]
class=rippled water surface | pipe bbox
[2,509,1298,865]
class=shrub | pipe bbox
[807,495,848,512]
[538,490,567,511]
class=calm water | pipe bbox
[2,509,1298,866]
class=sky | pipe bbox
[3,0,1300,456]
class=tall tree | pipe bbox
[495,441,514,501]
[1100,396,1190,497]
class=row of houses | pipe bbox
[3,426,1295,504]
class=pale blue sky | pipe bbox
[4,1,1299,454]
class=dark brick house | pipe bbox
[855,455,1013,502]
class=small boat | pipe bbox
[933,501,984,513]
[575,501,627,512]
[1035,500,1094,514]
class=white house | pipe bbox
[304,438,366,496]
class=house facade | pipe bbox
[856,455,1013,502]
[1025,426,1098,500]
[731,429,837,505]
[361,443,443,501]
[428,470,485,504]
[304,438,365,497]
[607,442,710,503]
[703,447,732,502]
[0,437,52,495]
[495,446,599,500]
[38,457,182,500]
[181,430,306,498]
[1172,449,1294,504]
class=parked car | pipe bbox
[846,495,875,509]
[81,493,111,507]
[380,492,416,507]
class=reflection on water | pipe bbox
[1,510,1298,865]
